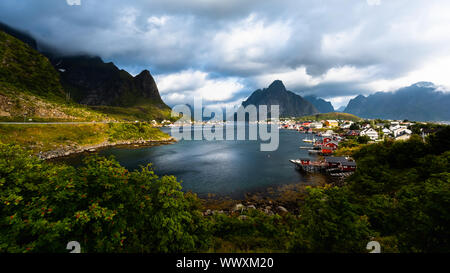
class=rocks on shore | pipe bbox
[38,137,176,160]
[204,202,289,217]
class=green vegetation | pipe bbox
[0,144,209,253]
[0,31,63,101]
[1,127,448,253]
[0,30,174,122]
[0,82,108,122]
[293,112,362,122]
[0,31,110,121]
[107,123,170,142]
[91,104,175,122]
[0,122,171,153]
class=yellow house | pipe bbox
[325,120,338,127]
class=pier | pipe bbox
[289,156,356,176]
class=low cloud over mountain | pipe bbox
[1,1,450,109]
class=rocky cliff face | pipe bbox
[242,80,319,117]
[52,55,168,109]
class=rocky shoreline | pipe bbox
[38,137,177,160]
[203,201,290,218]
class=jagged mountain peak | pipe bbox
[137,69,152,77]
[412,81,435,89]
[267,80,286,91]
[242,81,318,117]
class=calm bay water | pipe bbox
[73,126,322,198]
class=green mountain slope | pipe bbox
[296,112,362,122]
[0,27,173,122]
[0,30,109,121]
[0,31,64,101]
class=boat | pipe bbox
[303,135,316,143]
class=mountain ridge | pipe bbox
[0,22,172,121]
[303,95,335,113]
[242,80,319,118]
[344,82,450,121]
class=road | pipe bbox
[0,121,129,125]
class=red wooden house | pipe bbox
[324,141,339,150]
[324,156,348,167]
[321,146,334,155]
[340,161,357,172]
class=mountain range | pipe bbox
[0,22,171,121]
[344,82,450,121]
[304,95,335,113]
[242,80,319,118]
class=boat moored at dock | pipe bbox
[289,156,357,175]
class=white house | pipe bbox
[310,122,323,129]
[393,128,412,138]
[395,134,411,141]
[382,128,392,135]
[340,121,354,129]
[322,130,334,137]
[389,124,407,132]
[360,128,379,140]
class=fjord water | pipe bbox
[96,126,321,198]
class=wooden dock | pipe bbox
[289,157,356,177]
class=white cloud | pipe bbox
[366,0,381,6]
[328,96,355,109]
[156,70,244,105]
[210,14,292,74]
[147,16,169,27]
[359,55,450,92]
[253,67,317,89]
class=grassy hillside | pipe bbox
[0,31,63,101]
[0,122,171,154]
[0,30,174,122]
[295,112,362,122]
[90,103,175,122]
[0,31,112,121]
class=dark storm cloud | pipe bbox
[1,0,449,107]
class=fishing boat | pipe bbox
[308,146,321,154]
[303,135,316,143]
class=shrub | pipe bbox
[0,144,210,253]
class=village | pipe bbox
[278,118,416,141]
[279,118,421,178]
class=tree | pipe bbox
[0,144,210,253]
[350,123,360,130]
[290,186,373,253]
[357,135,370,144]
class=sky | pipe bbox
[1,0,450,109]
